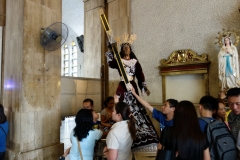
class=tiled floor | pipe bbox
[60,116,76,160]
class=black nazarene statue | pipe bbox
[105,41,159,150]
[99,9,158,151]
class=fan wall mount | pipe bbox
[40,22,68,51]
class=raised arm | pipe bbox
[131,87,153,112]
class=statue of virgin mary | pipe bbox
[218,37,240,90]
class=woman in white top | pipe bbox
[69,109,102,160]
[103,101,136,160]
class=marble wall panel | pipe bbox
[0,0,6,26]
[24,1,42,38]
[4,0,63,158]
[5,143,64,160]
[93,8,102,26]
[84,0,92,12]
[0,27,2,100]
[91,0,105,9]
[20,112,35,151]
[107,0,115,3]
[21,75,45,111]
[44,75,61,109]
[7,109,60,152]
[60,94,76,116]
[61,78,76,93]
[7,112,21,151]
[106,0,130,86]
[108,80,119,98]
[60,77,101,116]
[85,8,93,27]
[33,111,44,149]
[108,0,118,21]
[119,0,128,18]
[0,16,4,26]
[83,0,106,78]
[86,80,101,93]
[76,80,88,93]
[117,17,129,36]
[76,94,86,112]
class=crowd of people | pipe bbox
[56,86,240,160]
[2,37,240,160]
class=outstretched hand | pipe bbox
[130,86,136,94]
[144,86,151,96]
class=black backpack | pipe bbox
[201,117,238,160]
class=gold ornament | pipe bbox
[215,28,240,47]
[115,33,137,46]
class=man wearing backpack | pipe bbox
[198,95,218,132]
[227,87,240,139]
[199,95,237,160]
[227,87,240,160]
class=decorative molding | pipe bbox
[160,49,208,66]
[159,49,210,75]
[159,49,211,101]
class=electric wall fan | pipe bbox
[40,22,69,51]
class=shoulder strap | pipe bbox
[0,125,6,137]
[76,137,84,160]
[200,117,212,124]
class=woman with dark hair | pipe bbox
[0,104,8,160]
[105,42,158,150]
[69,109,102,160]
[213,99,230,129]
[101,96,115,133]
[213,99,226,122]
[159,101,210,160]
[103,101,136,160]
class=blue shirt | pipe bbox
[198,117,215,132]
[0,121,8,152]
[152,108,173,131]
[69,129,102,160]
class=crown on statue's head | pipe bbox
[115,33,137,47]
[222,33,231,38]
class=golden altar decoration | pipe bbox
[159,49,211,101]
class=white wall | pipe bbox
[131,0,240,103]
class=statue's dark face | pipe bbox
[123,44,130,56]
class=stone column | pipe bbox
[82,0,105,79]
[3,0,63,159]
[0,0,6,26]
[83,0,106,105]
[107,0,131,96]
